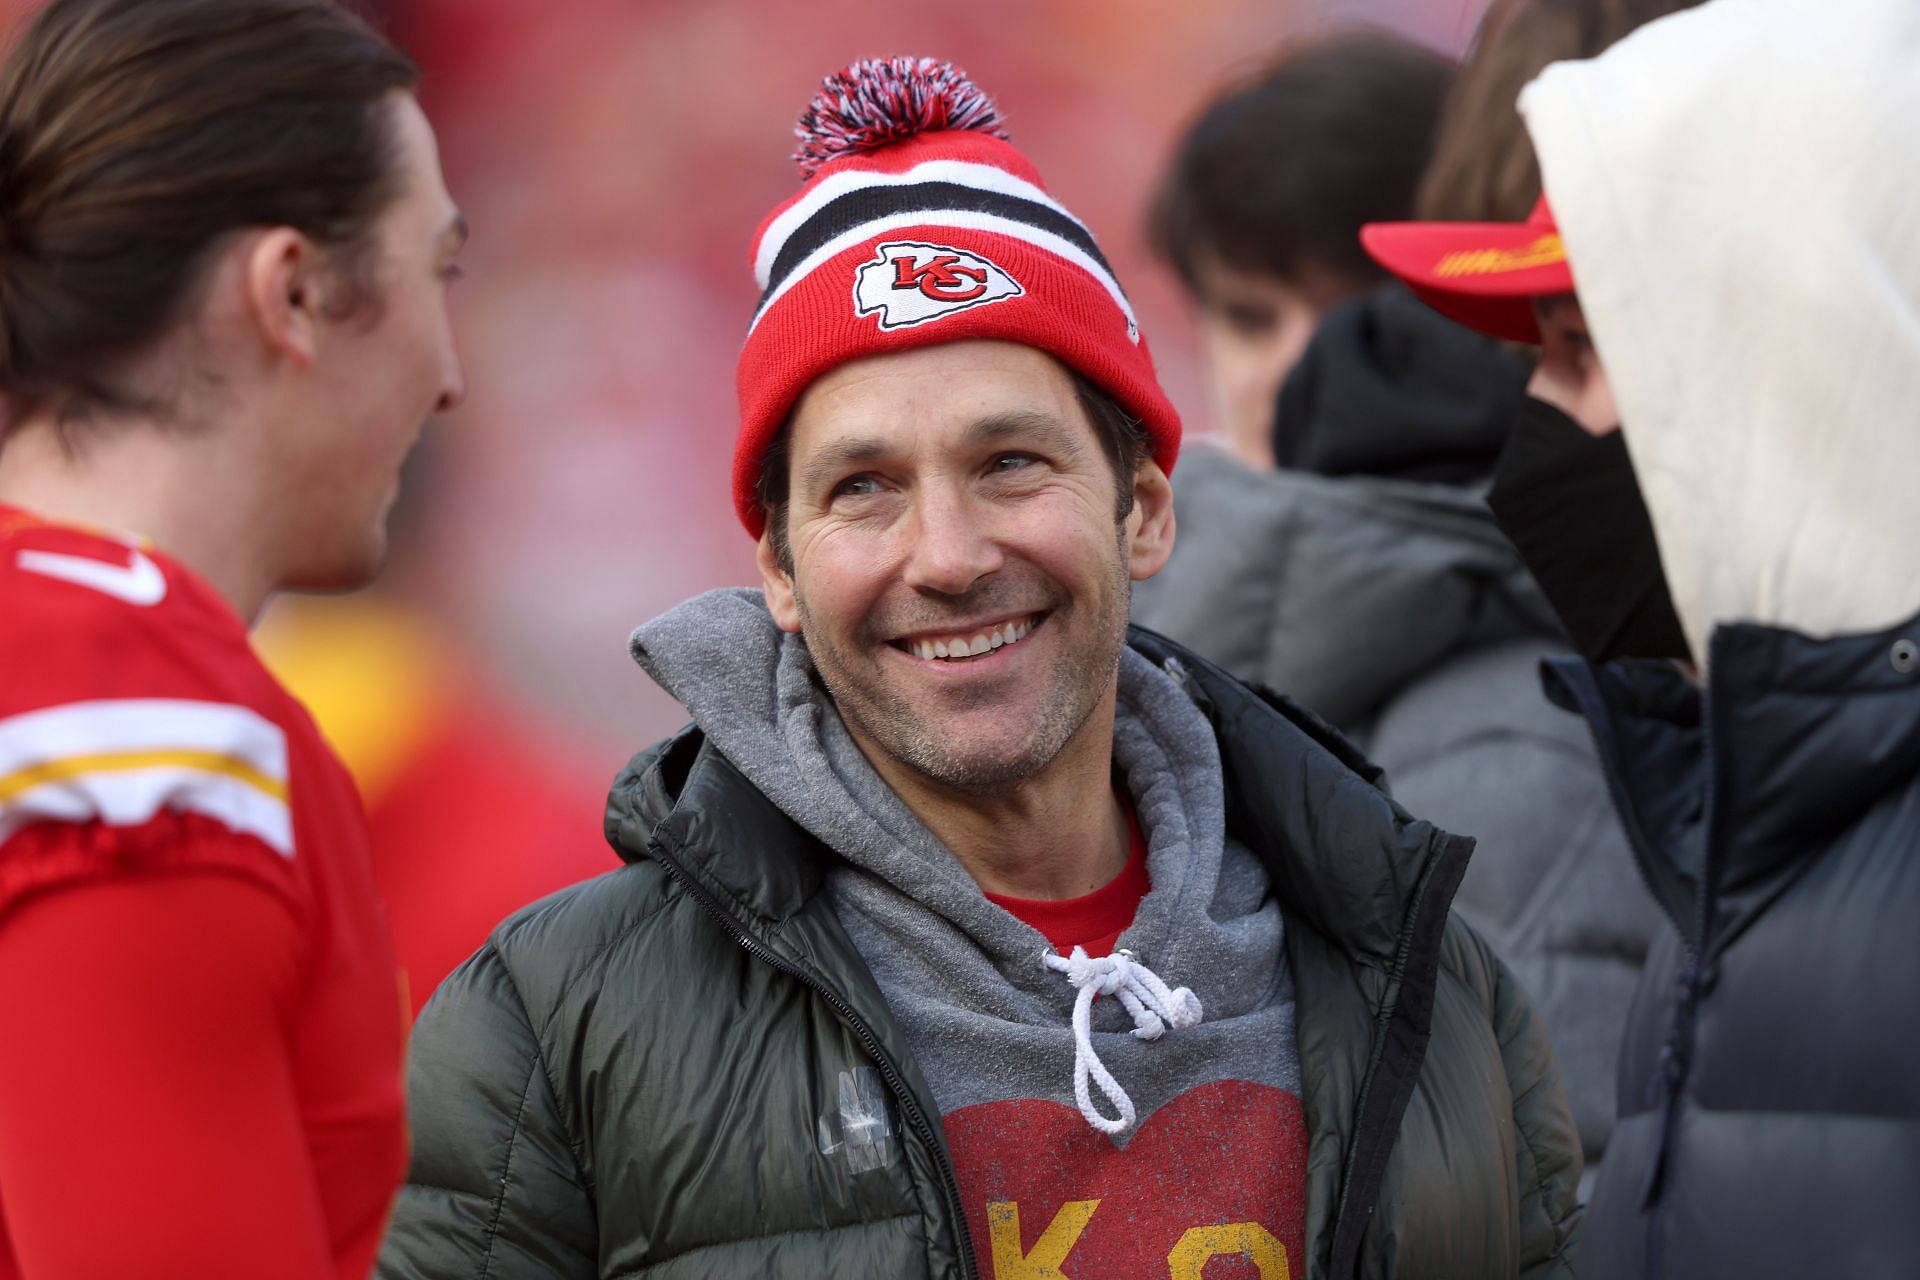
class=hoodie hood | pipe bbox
[1520,0,1920,658]
[1273,283,1529,485]
[1130,449,1562,730]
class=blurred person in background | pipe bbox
[382,57,1579,1280]
[1135,0,1696,1189]
[0,0,462,1274]
[1364,0,1920,1273]
[1148,31,1455,469]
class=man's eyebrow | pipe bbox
[797,436,892,499]
[964,410,1087,460]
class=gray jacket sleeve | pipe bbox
[377,944,598,1279]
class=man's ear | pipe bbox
[1126,459,1176,581]
[242,228,325,366]
[756,528,803,632]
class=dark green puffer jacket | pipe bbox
[378,632,1581,1279]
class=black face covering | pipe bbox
[1486,396,1693,664]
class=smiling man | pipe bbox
[382,58,1579,1280]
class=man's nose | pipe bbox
[900,484,1003,596]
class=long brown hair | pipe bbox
[1415,0,1705,221]
[0,0,418,424]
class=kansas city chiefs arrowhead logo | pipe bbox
[854,241,1024,330]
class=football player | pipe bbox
[0,1,464,1275]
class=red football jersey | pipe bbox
[0,506,407,1277]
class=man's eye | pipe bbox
[989,453,1037,474]
[832,474,883,499]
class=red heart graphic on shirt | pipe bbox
[942,1079,1307,1278]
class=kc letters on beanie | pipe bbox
[732,57,1182,535]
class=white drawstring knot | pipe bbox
[1039,946,1204,1136]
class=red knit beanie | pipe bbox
[732,56,1183,537]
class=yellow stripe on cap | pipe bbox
[1433,233,1566,278]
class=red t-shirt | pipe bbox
[984,804,1150,958]
[0,507,407,1279]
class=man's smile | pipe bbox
[887,612,1047,664]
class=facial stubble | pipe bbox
[796,525,1134,794]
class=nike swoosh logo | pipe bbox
[18,546,168,606]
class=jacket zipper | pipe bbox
[1638,640,1727,1278]
[1551,659,1706,1275]
[1326,830,1474,1278]
[648,835,980,1280]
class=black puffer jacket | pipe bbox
[1547,610,1920,1279]
[378,632,1581,1278]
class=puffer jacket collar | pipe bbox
[1543,604,1920,953]
[1124,629,1465,972]
[604,721,824,923]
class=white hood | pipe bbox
[1520,0,1920,659]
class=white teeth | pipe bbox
[907,615,1038,661]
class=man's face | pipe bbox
[1527,293,1618,435]
[1189,250,1355,470]
[282,92,468,590]
[758,340,1174,794]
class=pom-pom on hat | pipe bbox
[733,56,1182,537]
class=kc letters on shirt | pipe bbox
[948,1080,1306,1279]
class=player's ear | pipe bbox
[242,228,324,364]
[757,528,802,632]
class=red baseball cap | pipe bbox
[1359,196,1571,344]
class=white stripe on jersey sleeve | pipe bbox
[0,699,293,857]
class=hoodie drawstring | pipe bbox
[1039,946,1203,1135]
